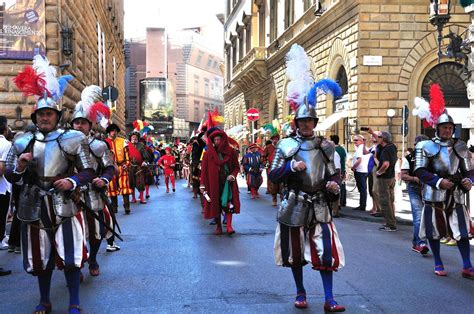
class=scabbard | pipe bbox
[78,199,123,241]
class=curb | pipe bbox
[340,207,414,226]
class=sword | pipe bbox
[57,188,123,241]
[77,198,123,241]
[97,189,122,234]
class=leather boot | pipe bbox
[139,191,146,204]
[123,194,131,214]
[226,213,234,234]
[272,195,277,206]
[110,196,118,213]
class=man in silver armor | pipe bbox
[414,113,474,279]
[71,99,116,277]
[5,96,95,313]
[269,101,345,312]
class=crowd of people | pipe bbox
[1,46,474,314]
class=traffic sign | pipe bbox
[246,108,260,121]
[102,85,119,102]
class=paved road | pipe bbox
[1,179,473,313]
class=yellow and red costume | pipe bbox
[106,136,133,196]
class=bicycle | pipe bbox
[345,171,357,192]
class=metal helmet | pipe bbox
[30,93,62,124]
[436,112,454,126]
[294,98,318,123]
[71,101,91,124]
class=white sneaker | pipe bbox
[106,243,121,252]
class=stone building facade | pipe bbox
[224,0,470,152]
[0,0,125,131]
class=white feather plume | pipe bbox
[413,97,431,122]
[81,85,103,114]
[33,55,60,99]
[285,44,313,105]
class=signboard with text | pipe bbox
[0,0,46,60]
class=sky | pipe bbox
[124,0,225,52]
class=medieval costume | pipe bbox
[269,44,345,312]
[413,84,474,279]
[262,135,281,206]
[200,129,240,235]
[153,147,161,185]
[191,133,206,199]
[71,85,115,276]
[128,132,152,204]
[242,144,264,199]
[105,124,132,214]
[6,56,95,313]
[159,147,176,193]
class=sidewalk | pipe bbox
[342,182,414,226]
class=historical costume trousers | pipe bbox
[21,196,87,275]
[274,222,345,271]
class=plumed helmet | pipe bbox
[30,94,62,124]
[71,101,89,123]
[294,100,318,122]
[436,112,454,126]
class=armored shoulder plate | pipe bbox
[58,129,87,155]
[319,138,335,162]
[453,139,469,159]
[419,140,440,158]
[277,137,301,158]
[12,132,34,155]
[89,138,108,159]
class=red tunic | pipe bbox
[159,155,176,176]
[200,148,241,219]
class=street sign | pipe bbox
[246,108,260,121]
[402,105,409,137]
[102,85,119,102]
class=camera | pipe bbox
[360,127,369,131]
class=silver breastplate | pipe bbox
[30,130,71,190]
[431,145,459,177]
[293,140,327,193]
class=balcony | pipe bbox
[231,47,267,93]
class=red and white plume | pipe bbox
[285,44,313,112]
[413,83,446,128]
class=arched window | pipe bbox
[420,62,469,140]
[421,62,468,108]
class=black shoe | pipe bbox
[0,267,11,276]
[173,189,176,192]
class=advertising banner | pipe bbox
[0,0,45,60]
[140,77,173,135]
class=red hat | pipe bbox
[165,147,172,152]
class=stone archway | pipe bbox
[402,25,466,147]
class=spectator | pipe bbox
[330,134,347,208]
[401,134,430,255]
[351,135,370,211]
[375,131,398,232]
[0,116,12,276]
[367,130,382,216]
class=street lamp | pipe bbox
[429,0,451,61]
[387,108,396,133]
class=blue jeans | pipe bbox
[407,183,425,246]
[354,172,368,209]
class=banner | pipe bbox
[0,0,45,60]
[140,77,173,135]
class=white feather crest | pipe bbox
[285,44,313,105]
[81,85,103,114]
[413,97,431,122]
[33,55,60,99]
